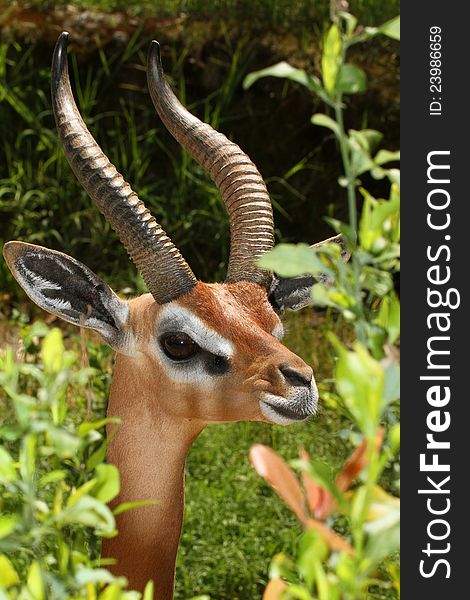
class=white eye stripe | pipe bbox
[157,304,234,358]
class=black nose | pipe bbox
[279,365,312,388]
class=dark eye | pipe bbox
[161,332,198,361]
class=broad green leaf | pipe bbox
[56,495,116,535]
[337,64,367,94]
[283,584,314,599]
[143,580,155,600]
[383,362,400,406]
[268,552,297,583]
[79,417,121,437]
[243,61,310,90]
[0,554,19,587]
[322,24,342,95]
[0,515,18,540]
[47,426,81,458]
[379,16,400,41]
[311,113,340,138]
[364,486,400,565]
[19,434,36,482]
[375,149,400,165]
[86,440,108,471]
[38,469,67,489]
[243,61,331,104]
[359,191,400,252]
[93,464,120,504]
[298,530,328,590]
[349,129,383,155]
[113,499,159,516]
[0,447,15,482]
[42,328,64,373]
[67,479,98,507]
[375,292,400,344]
[257,244,327,278]
[99,583,122,600]
[27,561,45,600]
[75,567,125,586]
[389,423,400,453]
[330,336,385,437]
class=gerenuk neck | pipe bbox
[102,353,204,598]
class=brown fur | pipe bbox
[102,282,314,595]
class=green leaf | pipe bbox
[322,24,342,95]
[375,292,400,344]
[359,190,400,252]
[99,583,123,600]
[38,469,67,489]
[79,417,121,437]
[0,515,19,540]
[0,554,19,587]
[47,426,81,458]
[19,434,36,482]
[67,479,98,507]
[297,530,328,590]
[86,439,108,471]
[0,447,15,482]
[257,243,327,278]
[375,149,400,166]
[389,423,400,453]
[283,584,314,599]
[27,561,45,600]
[379,16,400,41]
[268,552,297,583]
[364,487,400,565]
[56,495,116,535]
[75,567,125,586]
[42,328,64,373]
[243,61,311,90]
[383,362,400,405]
[113,499,159,516]
[311,113,340,138]
[143,580,155,600]
[93,464,120,504]
[337,64,367,94]
[330,336,385,437]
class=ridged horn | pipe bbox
[51,32,197,304]
[147,41,275,288]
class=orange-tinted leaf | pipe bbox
[300,448,322,515]
[250,445,308,524]
[306,518,354,555]
[263,578,288,600]
[314,487,335,520]
[336,428,384,492]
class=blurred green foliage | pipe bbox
[245,7,400,599]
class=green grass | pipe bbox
[4,0,400,28]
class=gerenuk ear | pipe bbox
[268,234,350,314]
[3,241,130,351]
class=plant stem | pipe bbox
[334,99,357,238]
